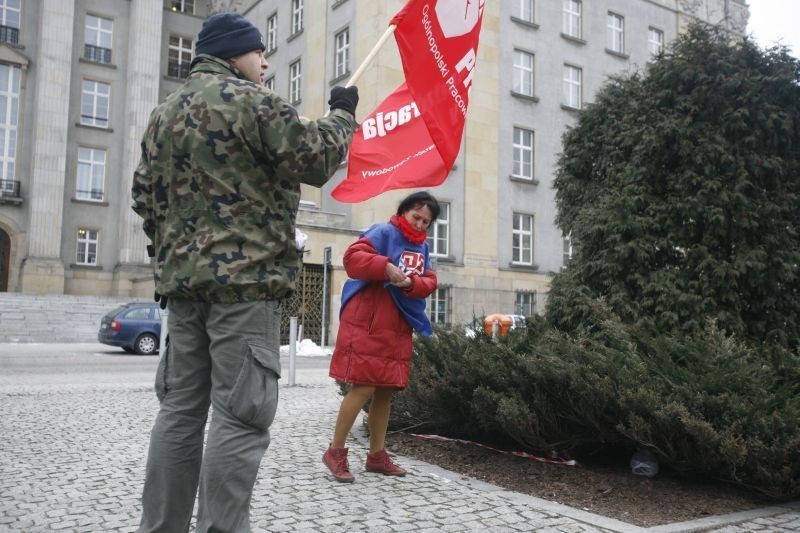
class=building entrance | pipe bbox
[280,263,330,346]
[0,229,9,291]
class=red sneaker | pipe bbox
[365,449,407,476]
[322,446,355,483]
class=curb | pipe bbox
[353,421,799,532]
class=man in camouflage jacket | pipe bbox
[132,13,358,533]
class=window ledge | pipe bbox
[0,40,24,50]
[287,29,304,43]
[75,123,113,132]
[0,196,22,206]
[510,16,538,29]
[431,255,456,263]
[71,198,109,206]
[79,57,117,69]
[290,98,302,107]
[509,175,539,185]
[70,263,103,271]
[605,48,629,59]
[505,263,540,272]
[560,33,586,45]
[510,91,539,103]
[330,71,351,86]
[332,0,349,9]
[265,47,278,58]
[560,104,582,113]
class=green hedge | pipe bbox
[392,308,800,499]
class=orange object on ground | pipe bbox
[484,314,513,336]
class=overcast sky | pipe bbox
[746,0,800,56]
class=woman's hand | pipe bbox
[385,263,409,285]
[392,276,413,289]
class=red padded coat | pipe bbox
[329,237,437,389]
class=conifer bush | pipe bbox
[395,314,799,499]
[389,25,800,500]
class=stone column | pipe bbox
[113,0,164,296]
[19,1,75,294]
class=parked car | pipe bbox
[98,302,165,355]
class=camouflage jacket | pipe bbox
[132,55,356,303]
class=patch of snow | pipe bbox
[279,338,332,357]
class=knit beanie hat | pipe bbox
[195,13,265,59]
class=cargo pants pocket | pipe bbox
[154,341,169,403]
[228,341,281,431]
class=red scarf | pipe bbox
[390,215,428,244]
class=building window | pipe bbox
[264,76,275,91]
[84,15,113,64]
[0,0,20,46]
[512,49,534,97]
[289,59,302,104]
[513,0,534,23]
[266,13,278,53]
[562,0,581,39]
[512,127,534,180]
[516,291,536,316]
[0,63,20,193]
[562,235,573,269]
[166,0,194,14]
[429,286,451,328]
[607,12,624,54]
[563,64,582,109]
[76,229,99,266]
[512,212,533,265]
[80,80,110,128]
[76,147,106,202]
[168,36,193,79]
[291,0,303,35]
[427,201,450,257]
[334,28,350,80]
[648,27,664,58]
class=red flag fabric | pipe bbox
[333,0,485,203]
[392,0,485,167]
[332,83,447,203]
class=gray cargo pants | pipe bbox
[138,300,282,533]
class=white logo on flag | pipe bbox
[435,0,485,38]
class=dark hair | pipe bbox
[396,191,440,221]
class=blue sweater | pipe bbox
[340,222,433,336]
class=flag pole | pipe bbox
[345,25,397,88]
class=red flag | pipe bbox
[333,0,485,203]
[392,0,485,167]
[332,83,447,203]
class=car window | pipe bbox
[124,307,152,320]
[156,308,169,319]
[108,306,127,317]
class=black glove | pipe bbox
[328,86,359,116]
[154,292,168,310]
[146,244,155,258]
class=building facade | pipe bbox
[0,0,748,340]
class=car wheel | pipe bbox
[135,333,158,355]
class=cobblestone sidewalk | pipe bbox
[1,381,798,532]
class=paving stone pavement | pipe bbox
[1,380,798,532]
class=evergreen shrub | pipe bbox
[394,312,800,499]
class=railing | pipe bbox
[75,189,104,201]
[84,44,112,64]
[167,62,191,79]
[0,180,20,199]
[0,25,19,46]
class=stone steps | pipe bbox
[0,293,148,342]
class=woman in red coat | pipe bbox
[323,192,440,482]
